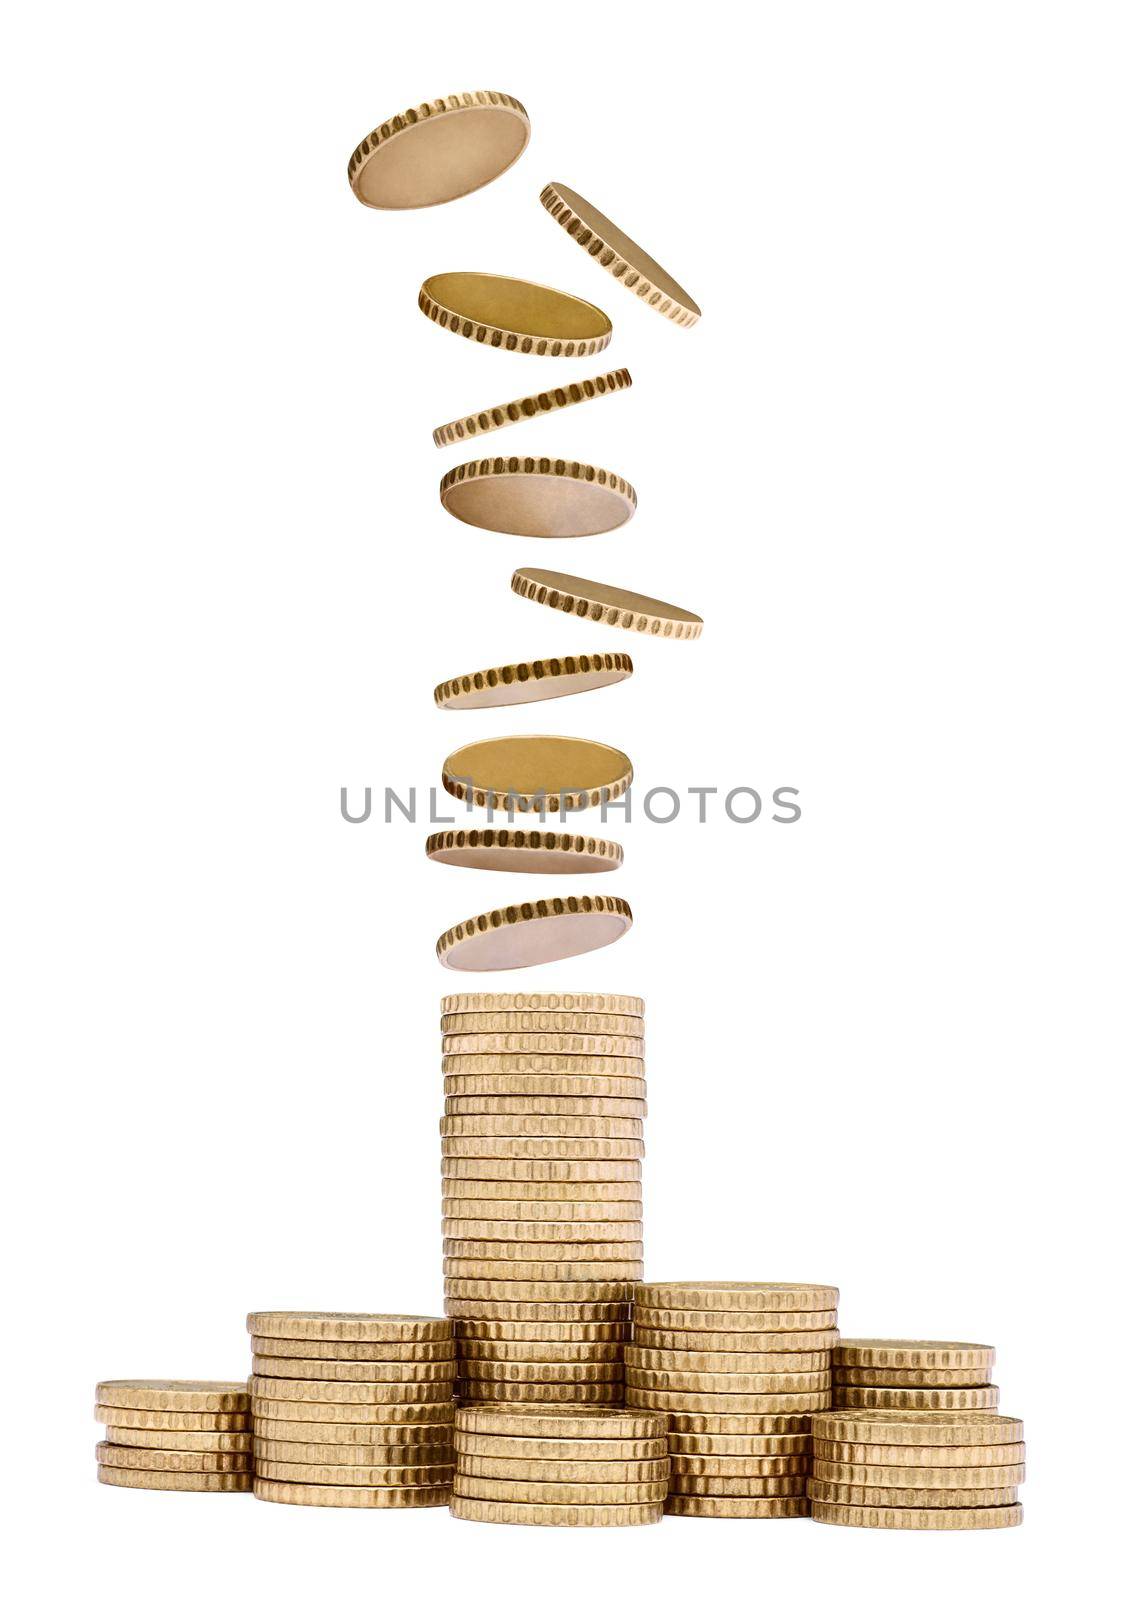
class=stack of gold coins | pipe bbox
[442,993,645,1405]
[95,1380,252,1491]
[833,1339,999,1412]
[451,1404,668,1526]
[810,1408,1025,1529]
[247,1311,456,1508]
[626,1282,840,1518]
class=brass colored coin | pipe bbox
[445,1220,642,1243]
[440,457,636,539]
[348,93,529,210]
[460,1382,625,1404]
[442,1178,641,1199]
[105,1426,253,1451]
[437,896,633,974]
[458,1454,666,1483]
[251,1337,456,1362]
[446,1278,633,1304]
[442,992,643,1016]
[444,1031,643,1057]
[460,1360,623,1383]
[811,1501,1023,1530]
[427,828,623,875]
[420,272,612,358]
[445,1198,642,1221]
[445,1258,641,1282]
[635,1283,839,1314]
[814,1440,1025,1468]
[440,1114,642,1139]
[443,1163,641,1185]
[663,1411,811,1437]
[246,1313,451,1343]
[254,1479,449,1509]
[835,1339,995,1370]
[251,1399,454,1424]
[626,1389,827,1415]
[540,182,701,328]
[633,1305,837,1333]
[443,734,633,815]
[253,1439,454,1467]
[256,1461,453,1487]
[451,1496,661,1526]
[443,1009,644,1037]
[444,1101,646,1127]
[668,1432,810,1456]
[459,1342,624,1365]
[809,1480,1019,1509]
[441,1137,643,1160]
[834,1384,999,1411]
[443,1051,643,1076]
[456,1404,662,1440]
[812,1461,1026,1489]
[434,370,632,449]
[670,1474,809,1499]
[836,1365,993,1388]
[252,1358,457,1383]
[97,1466,251,1492]
[94,1406,249,1432]
[511,567,703,641]
[666,1495,810,1519]
[253,1420,453,1446]
[453,1472,664,1506]
[444,1081,646,1108]
[669,1454,808,1478]
[626,1347,829,1374]
[443,1234,641,1260]
[96,1443,251,1472]
[634,1328,837,1353]
[95,1380,249,1413]
[625,1366,829,1394]
[250,1377,453,1405]
[458,1433,664,1463]
[453,1315,630,1338]
[814,1411,1024,1447]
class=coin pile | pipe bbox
[247,1311,456,1508]
[833,1339,999,1412]
[451,1404,668,1526]
[442,992,645,1404]
[95,1380,252,1492]
[626,1282,840,1518]
[810,1409,1025,1529]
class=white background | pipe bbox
[3,1,1131,1593]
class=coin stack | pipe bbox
[247,1311,456,1508]
[441,992,645,1404]
[833,1339,999,1412]
[626,1282,840,1518]
[451,1404,668,1526]
[810,1408,1025,1530]
[95,1380,252,1492]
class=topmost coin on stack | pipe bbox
[95,1380,252,1493]
[626,1282,840,1518]
[441,993,645,1405]
[247,1311,456,1508]
[833,1339,999,1413]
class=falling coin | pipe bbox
[440,457,636,539]
[348,92,529,210]
[426,828,623,875]
[435,651,632,711]
[433,369,631,448]
[540,181,701,327]
[512,568,702,639]
[436,896,633,972]
[419,273,612,357]
[442,734,632,813]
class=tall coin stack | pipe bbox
[626,1282,840,1518]
[441,992,645,1404]
[451,1404,668,1526]
[833,1339,999,1412]
[810,1408,1025,1530]
[247,1311,456,1508]
[95,1380,252,1492]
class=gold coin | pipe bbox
[511,567,703,640]
[809,1480,1020,1509]
[625,1389,826,1415]
[456,1403,662,1440]
[626,1347,828,1374]
[433,370,632,450]
[812,1460,1025,1489]
[440,1114,642,1139]
[452,1472,663,1506]
[458,1432,664,1463]
[443,1236,642,1261]
[668,1432,809,1456]
[670,1474,809,1498]
[451,1496,661,1526]
[105,1426,253,1451]
[251,1400,454,1424]
[443,1093,646,1117]
[834,1384,999,1411]
[253,1420,453,1446]
[445,1221,642,1244]
[443,1050,644,1074]
[94,1406,249,1432]
[459,1360,623,1384]
[444,1076,646,1102]
[835,1339,995,1370]
[669,1454,808,1478]
[252,1358,457,1384]
[442,1178,641,1200]
[458,1454,666,1484]
[663,1411,811,1437]
[814,1440,1025,1468]
[246,1312,451,1343]
[632,1305,837,1332]
[437,896,634,974]
[447,1283,633,1308]
[539,182,700,328]
[634,1328,837,1353]
[254,1479,449,1509]
[97,1465,251,1492]
[443,1141,644,1164]
[445,1198,642,1220]
[441,1162,641,1186]
[250,1378,453,1405]
[96,1443,251,1472]
[624,1367,829,1394]
[256,1461,453,1487]
[442,992,643,1016]
[453,1316,630,1339]
[251,1336,456,1362]
[443,1010,644,1037]
[348,92,529,210]
[459,1343,624,1367]
[420,272,613,358]
[445,1259,641,1282]
[459,1381,624,1404]
[812,1501,1022,1530]
[427,827,623,875]
[814,1411,1024,1447]
[440,457,636,539]
[95,1381,249,1413]
[836,1366,993,1389]
[635,1283,838,1314]
[666,1495,809,1519]
[253,1439,454,1467]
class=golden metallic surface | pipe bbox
[459,1454,666,1484]
[454,1317,629,1341]
[812,1501,1023,1530]
[458,1337,625,1359]
[441,1136,643,1161]
[443,1051,643,1075]
[633,1306,837,1333]
[443,1221,641,1250]
[809,1480,1020,1509]
[625,1366,830,1394]
[451,1496,661,1526]
[253,1419,453,1446]
[814,1440,1025,1468]
[813,1461,1026,1489]
[440,1114,642,1140]
[668,1431,810,1456]
[442,734,633,815]
[626,1389,827,1415]
[446,1198,642,1220]
[250,1377,453,1405]
[440,457,636,539]
[348,92,529,210]
[97,1466,251,1492]
[446,1279,634,1304]
[834,1384,999,1411]
[105,1426,253,1451]
[442,1162,642,1184]
[635,1328,837,1353]
[251,1337,456,1362]
[511,567,703,640]
[457,1403,662,1440]
[445,1259,641,1282]
[427,828,623,875]
[246,1312,451,1343]
[635,1283,839,1314]
[666,1495,810,1519]
[419,273,612,358]
[437,896,633,973]
[443,1178,641,1200]
[814,1411,1024,1446]
[96,1443,251,1472]
[445,1221,642,1244]
[256,1461,454,1487]
[434,370,631,449]
[442,992,643,1016]
[626,1347,828,1374]
[253,1439,454,1467]
[458,1433,664,1463]
[669,1454,808,1478]
[252,1358,457,1383]
[670,1474,809,1499]
[452,1473,664,1506]
[443,1097,646,1122]
[459,1360,623,1384]
[540,182,700,327]
[663,1411,811,1437]
[835,1339,995,1370]
[459,1383,624,1405]
[444,1031,644,1057]
[94,1405,249,1431]
[254,1479,450,1509]
[443,1010,644,1037]
[251,1399,455,1424]
[444,1078,646,1104]
[836,1365,993,1388]
[95,1380,249,1413]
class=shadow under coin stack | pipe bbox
[833,1338,999,1413]
[810,1408,1025,1530]
[627,1282,840,1519]
[442,992,645,1405]
[95,1380,251,1492]
[451,1404,668,1526]
[246,1311,456,1508]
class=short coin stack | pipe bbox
[451,1404,668,1526]
[95,1380,252,1492]
[627,1282,840,1518]
[833,1339,999,1412]
[247,1311,456,1508]
[810,1408,1025,1529]
[442,993,645,1404]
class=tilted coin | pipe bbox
[834,1384,999,1411]
[251,1399,454,1424]
[633,1305,837,1333]
[812,1501,1022,1530]
[814,1411,1024,1447]
[812,1460,1025,1489]
[440,457,636,539]
[442,1177,641,1200]
[459,1360,623,1383]
[668,1432,810,1457]
[254,1479,450,1509]
[94,1406,249,1432]
[511,567,703,640]
[253,1439,454,1466]
[348,92,529,210]
[452,1472,664,1506]
[441,1136,643,1160]
[669,1474,809,1499]
[251,1336,456,1362]
[439,1114,642,1139]
[437,896,633,973]
[457,1433,664,1463]
[95,1381,249,1413]
[835,1339,995,1370]
[625,1347,828,1373]
[252,1420,453,1446]
[666,1495,810,1519]
[96,1443,251,1472]
[814,1440,1025,1468]
[809,1480,1020,1509]
[634,1327,837,1353]
[635,1283,839,1314]
[457,1454,667,1483]
[427,827,623,875]
[419,272,612,358]
[255,1461,454,1487]
[442,1009,644,1037]
[251,1358,457,1383]
[456,1403,662,1440]
[444,1030,643,1056]
[443,734,633,815]
[540,182,700,327]
[459,1382,625,1404]
[444,1076,646,1102]
[246,1312,451,1343]
[444,1198,642,1220]
[836,1365,993,1388]
[625,1389,828,1415]
[249,1377,453,1405]
[443,1234,642,1260]
[97,1466,251,1492]
[624,1366,829,1394]
[450,1496,661,1527]
[441,992,643,1016]
[668,1454,809,1478]
[433,369,631,449]
[104,1426,253,1451]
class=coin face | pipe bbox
[419,273,612,357]
[512,567,703,638]
[435,653,633,712]
[440,457,636,540]
[348,93,529,210]
[95,1381,249,1413]
[835,1339,996,1369]
[443,734,633,813]
[436,895,633,972]
[540,182,701,326]
[813,1410,1024,1446]
[246,1313,451,1343]
[433,369,631,450]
